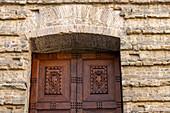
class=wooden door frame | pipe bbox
[29,33,123,112]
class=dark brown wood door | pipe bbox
[29,53,122,113]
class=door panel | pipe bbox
[38,60,70,102]
[29,55,73,113]
[83,60,115,101]
[29,53,122,113]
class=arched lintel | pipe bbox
[30,33,120,53]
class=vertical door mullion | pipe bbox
[71,58,77,113]
[76,57,83,113]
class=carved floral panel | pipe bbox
[45,66,62,95]
[90,66,108,94]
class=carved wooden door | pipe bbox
[29,53,122,113]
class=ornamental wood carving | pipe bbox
[90,66,108,94]
[45,66,62,95]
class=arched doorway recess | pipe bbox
[29,33,123,113]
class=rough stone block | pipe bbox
[0,6,29,20]
[124,102,170,112]
[122,65,170,86]
[27,0,114,3]
[12,109,24,113]
[0,0,26,4]
[0,53,29,70]
[121,51,170,66]
[0,71,27,83]
[0,89,26,105]
[120,5,170,19]
[0,36,29,52]
[123,86,170,102]
[0,21,26,36]
[121,35,170,51]
[130,0,170,4]
[0,83,27,90]
[125,19,170,34]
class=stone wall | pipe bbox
[0,0,169,113]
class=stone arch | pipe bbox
[26,25,120,39]
[25,5,124,39]
[25,5,123,53]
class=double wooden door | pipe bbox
[29,53,122,113]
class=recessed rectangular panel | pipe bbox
[90,65,108,94]
[38,60,70,102]
[83,60,115,102]
[45,66,62,95]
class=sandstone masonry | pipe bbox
[0,0,169,113]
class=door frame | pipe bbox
[29,33,123,112]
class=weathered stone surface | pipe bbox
[0,0,27,4]
[120,5,170,19]
[123,86,170,102]
[0,53,29,70]
[0,21,26,36]
[124,102,170,112]
[130,0,170,4]
[12,109,24,113]
[0,0,169,4]
[122,65,169,78]
[125,19,170,35]
[0,83,26,90]
[25,5,124,38]
[0,89,26,105]
[0,36,29,52]
[0,108,12,113]
[0,6,29,20]
[0,71,27,83]
[115,0,129,3]
[0,107,24,113]
[27,0,114,4]
[121,51,170,66]
[31,33,120,53]
[122,65,170,87]
[121,35,170,50]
